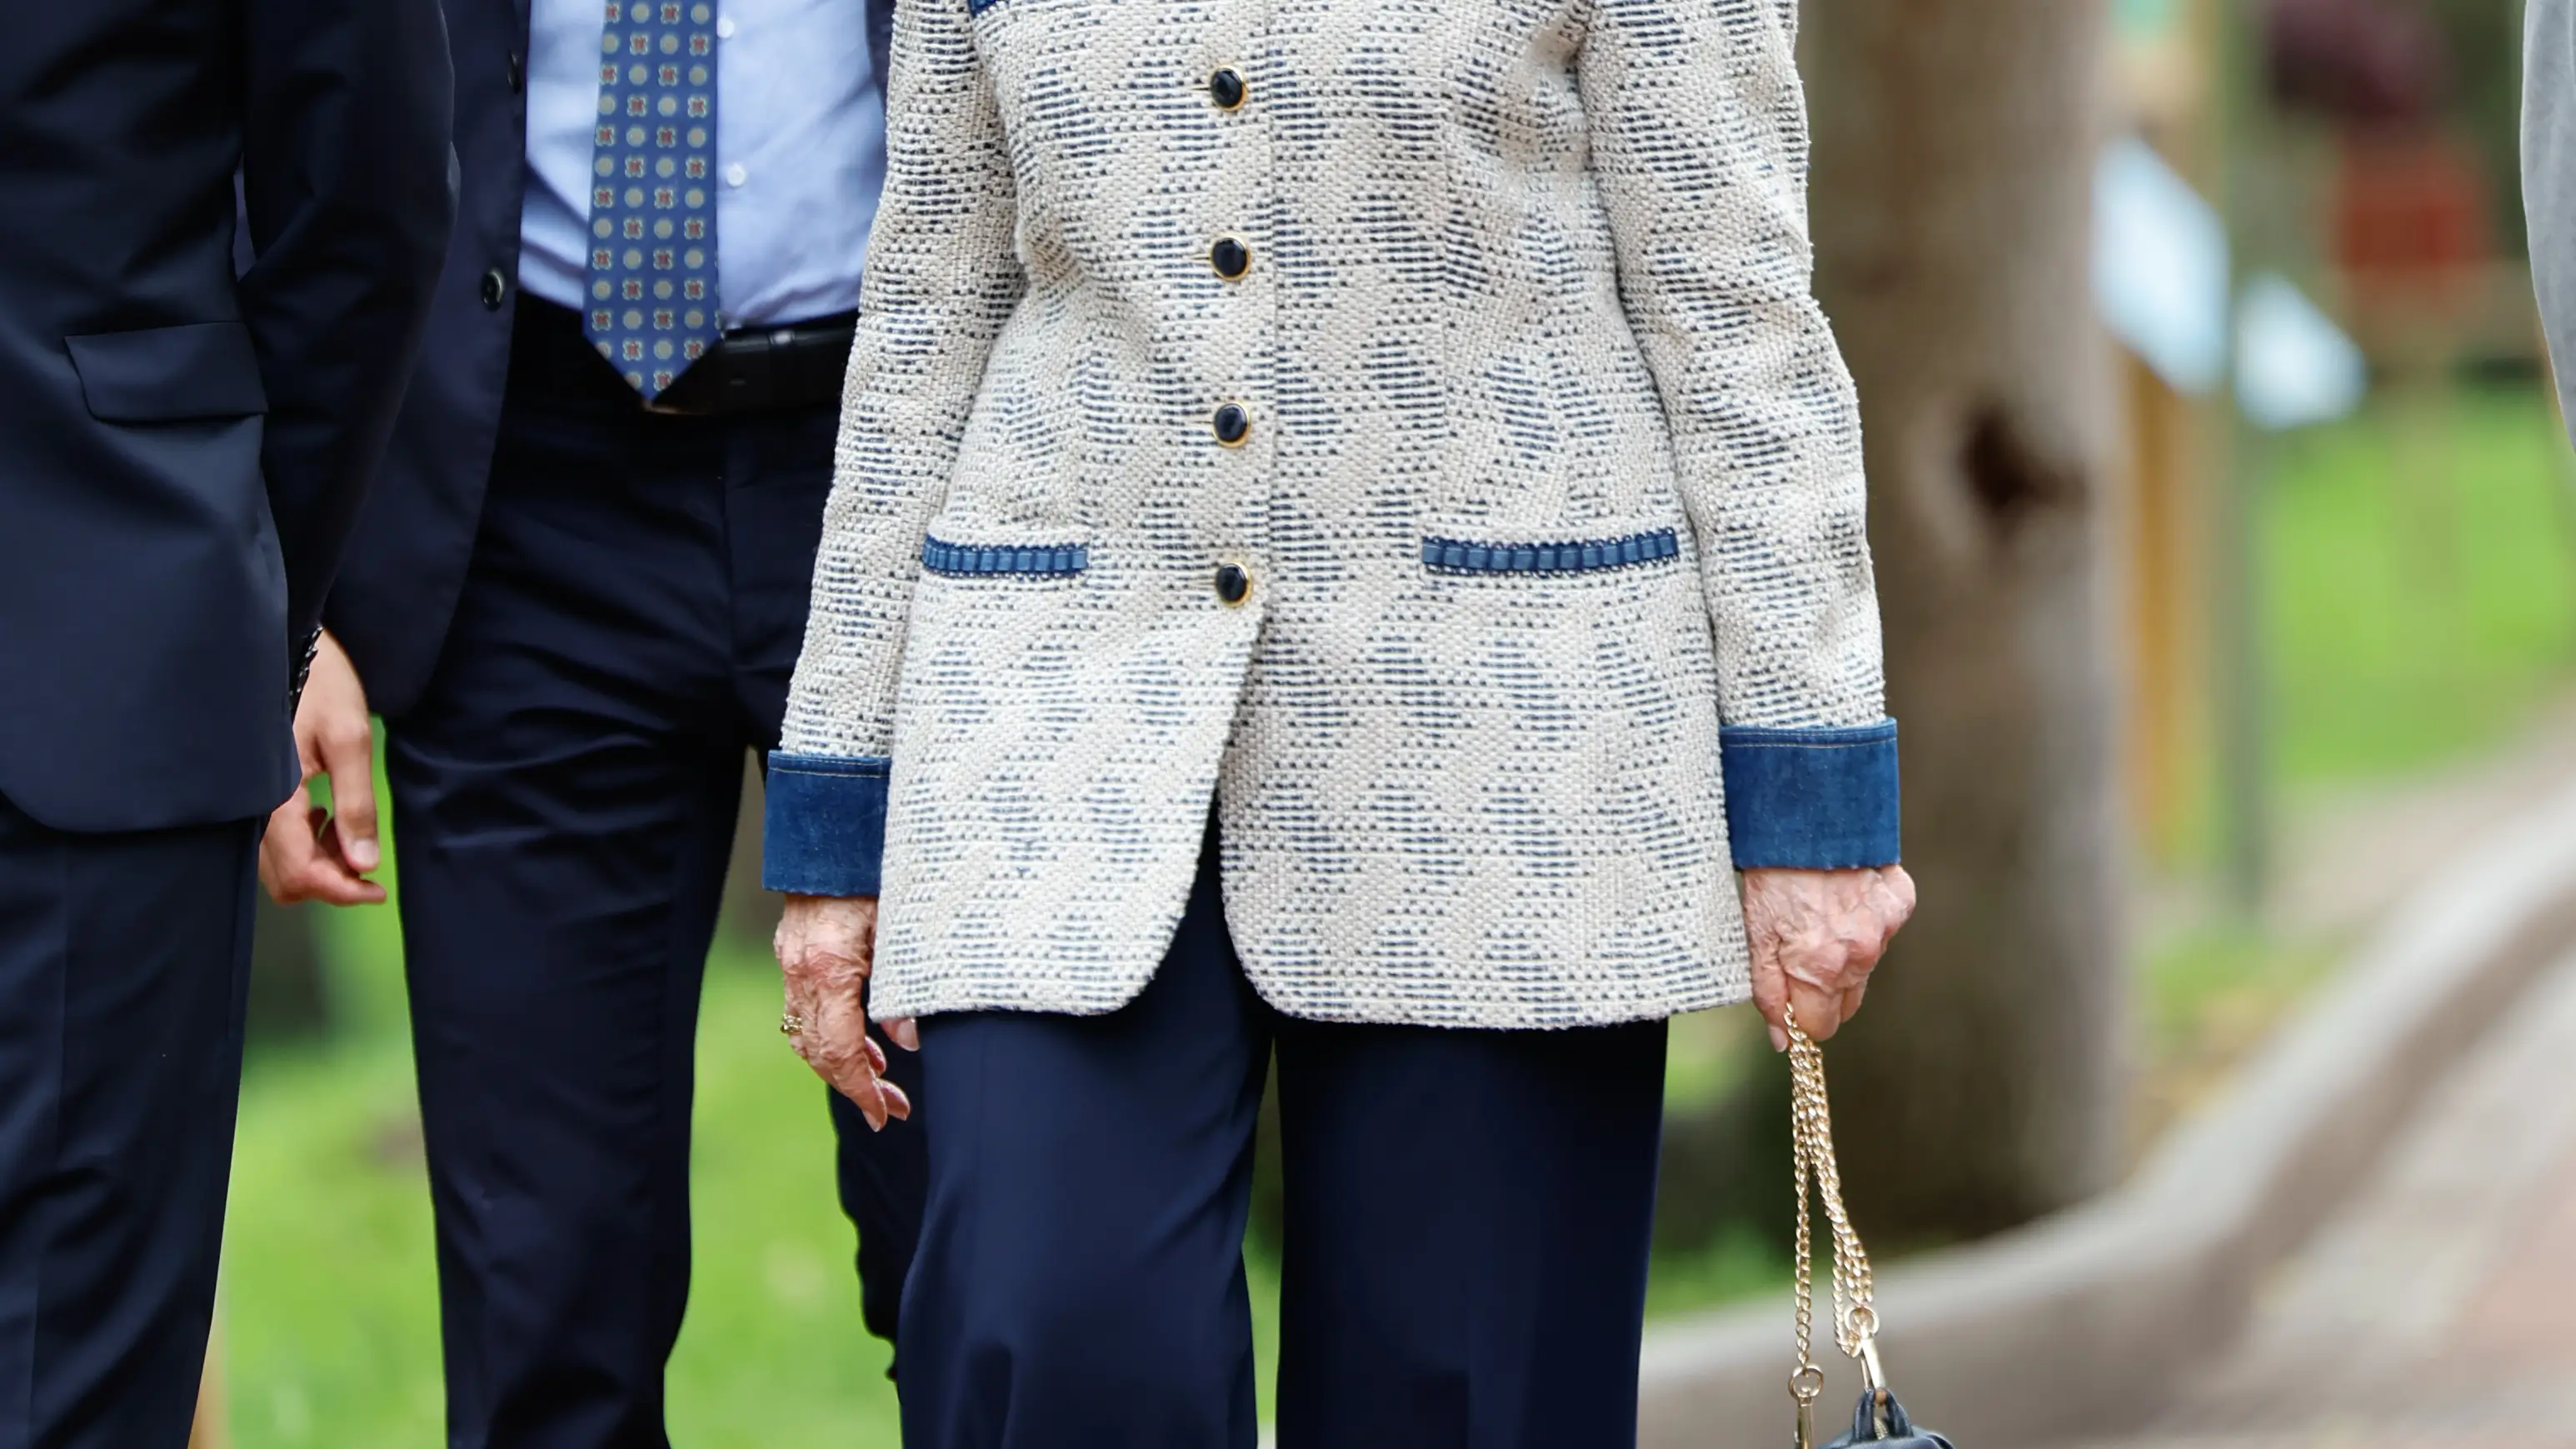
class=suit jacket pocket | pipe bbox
[64,322,269,423]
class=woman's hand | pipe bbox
[776,894,918,1130]
[1742,866,1917,1049]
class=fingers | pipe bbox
[310,818,390,903]
[315,716,382,874]
[886,1017,920,1052]
[1839,976,1869,1029]
[822,991,910,1127]
[1748,946,1793,1052]
[815,1027,911,1128]
[776,895,910,1128]
[260,794,387,906]
[258,787,313,903]
[1788,974,1845,1042]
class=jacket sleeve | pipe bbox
[237,0,457,686]
[2529,0,2576,448]
[1578,0,1900,870]
[765,0,1026,897]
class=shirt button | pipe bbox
[507,51,525,93]
[725,162,748,187]
[716,14,736,37]
[1211,402,1250,447]
[479,267,508,310]
[1209,67,1246,110]
[1214,562,1251,606]
[1209,236,1251,281]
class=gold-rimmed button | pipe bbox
[1209,236,1251,281]
[1211,402,1250,447]
[1210,67,1246,110]
[1214,562,1251,606]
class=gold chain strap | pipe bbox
[1786,1007,1886,1449]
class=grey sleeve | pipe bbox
[2529,0,2576,445]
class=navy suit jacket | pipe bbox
[0,0,456,833]
[328,0,897,719]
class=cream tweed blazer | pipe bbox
[771,0,1894,1028]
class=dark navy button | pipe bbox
[479,267,508,310]
[1210,236,1251,281]
[1210,67,1246,110]
[1212,402,1250,446]
[1215,562,1251,605]
[508,51,525,93]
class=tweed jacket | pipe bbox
[763,0,1902,1028]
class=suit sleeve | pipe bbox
[1578,0,1899,869]
[764,0,1026,897]
[236,0,457,685]
[2529,0,2576,447]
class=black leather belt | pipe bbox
[649,309,859,416]
[511,297,856,417]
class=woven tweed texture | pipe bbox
[781,0,1886,1027]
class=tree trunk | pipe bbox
[1799,0,2127,1242]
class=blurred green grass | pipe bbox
[222,877,923,1445]
[2265,383,2576,783]
[220,382,2576,1444]
[222,844,1286,1446]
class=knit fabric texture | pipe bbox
[778,0,1890,1028]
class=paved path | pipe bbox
[2094,944,2576,1449]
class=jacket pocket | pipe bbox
[64,322,269,423]
[1420,526,1681,577]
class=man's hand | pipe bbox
[259,631,386,905]
[776,894,918,1130]
[1743,865,1917,1049]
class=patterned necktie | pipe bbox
[585,0,721,400]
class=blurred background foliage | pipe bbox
[217,0,2576,1442]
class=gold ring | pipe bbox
[780,1012,807,1037]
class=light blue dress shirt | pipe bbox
[519,0,885,327]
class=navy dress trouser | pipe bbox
[382,302,926,1449]
[898,828,1670,1449]
[0,796,257,1449]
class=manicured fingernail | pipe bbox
[1770,1026,1789,1053]
[352,839,379,870]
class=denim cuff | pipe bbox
[1720,720,1902,870]
[762,752,891,897]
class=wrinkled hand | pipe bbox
[776,894,917,1129]
[260,631,386,906]
[1743,865,1917,1049]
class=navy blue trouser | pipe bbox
[898,827,1670,1449]
[0,794,257,1449]
[383,303,926,1449]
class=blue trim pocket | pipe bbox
[1720,721,1902,870]
[762,752,891,897]
[1420,528,1680,577]
[921,536,1089,577]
